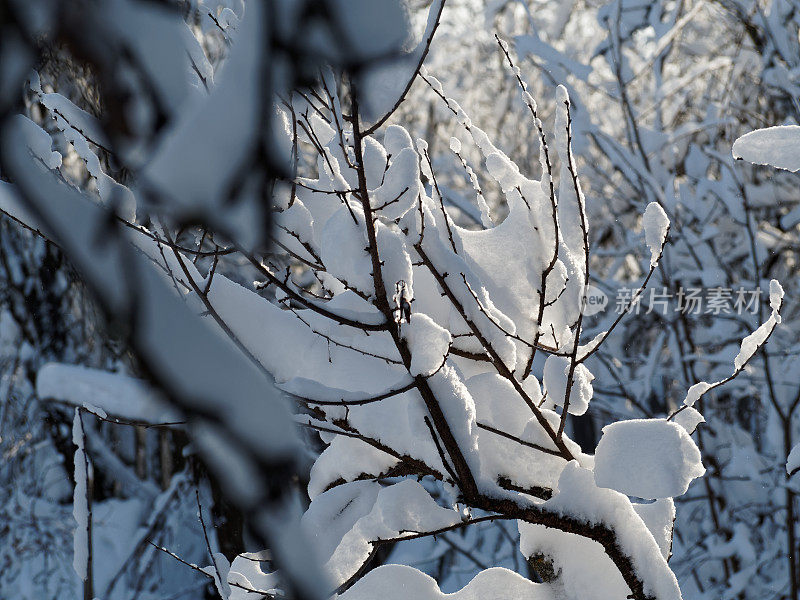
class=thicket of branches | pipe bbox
[1,1,799,600]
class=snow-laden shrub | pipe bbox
[0,2,787,599]
[250,73,780,599]
[407,5,800,597]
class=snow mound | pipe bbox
[593,419,704,499]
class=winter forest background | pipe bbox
[3,0,800,599]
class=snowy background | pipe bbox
[1,1,799,599]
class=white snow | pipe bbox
[308,436,399,500]
[642,202,670,267]
[734,321,773,370]
[320,206,373,296]
[339,390,449,479]
[732,125,800,172]
[519,522,629,600]
[672,406,705,434]
[302,481,382,567]
[227,553,281,600]
[14,115,61,169]
[384,124,414,156]
[542,355,593,416]
[633,499,675,560]
[593,419,705,499]
[526,462,683,600]
[38,90,137,220]
[377,222,414,301]
[363,136,389,190]
[206,274,404,396]
[309,479,463,588]
[200,552,232,599]
[681,279,784,407]
[72,409,89,581]
[788,443,800,475]
[340,564,554,600]
[426,364,480,472]
[683,382,712,408]
[373,146,421,220]
[402,312,451,376]
[37,363,181,424]
[468,372,575,493]
[734,279,783,370]
[770,278,785,314]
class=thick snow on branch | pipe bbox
[340,564,553,600]
[308,437,399,500]
[72,409,89,582]
[227,553,281,600]
[543,355,594,416]
[2,112,325,597]
[633,499,676,561]
[593,419,705,498]
[523,463,683,600]
[402,313,451,376]
[681,279,784,408]
[788,444,800,477]
[642,203,669,268]
[732,125,800,172]
[303,480,462,589]
[38,364,179,424]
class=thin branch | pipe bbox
[363,0,447,135]
[476,421,562,457]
